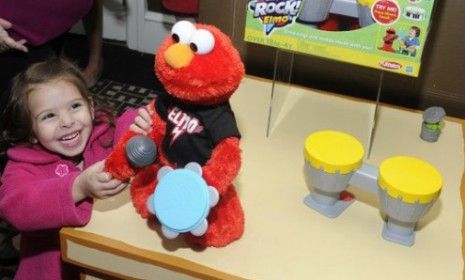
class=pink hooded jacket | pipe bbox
[0,109,137,280]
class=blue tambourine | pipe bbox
[146,162,219,239]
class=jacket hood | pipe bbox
[6,122,111,164]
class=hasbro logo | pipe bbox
[406,66,414,73]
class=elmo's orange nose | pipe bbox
[164,43,194,69]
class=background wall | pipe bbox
[199,0,465,118]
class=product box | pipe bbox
[244,0,435,77]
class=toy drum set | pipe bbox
[303,130,442,246]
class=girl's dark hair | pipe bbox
[0,57,116,154]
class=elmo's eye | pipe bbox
[189,29,215,55]
[171,21,196,44]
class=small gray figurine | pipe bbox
[420,106,446,142]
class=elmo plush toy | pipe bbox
[105,21,245,247]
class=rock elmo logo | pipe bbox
[248,0,302,35]
[379,61,402,70]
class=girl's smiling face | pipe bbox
[28,79,94,158]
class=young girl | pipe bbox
[0,57,142,280]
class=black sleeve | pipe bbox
[203,103,241,145]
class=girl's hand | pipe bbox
[0,18,28,53]
[73,160,128,202]
[129,106,153,135]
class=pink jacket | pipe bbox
[0,109,137,280]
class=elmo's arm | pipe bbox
[202,137,241,195]
[105,100,166,180]
[104,130,138,180]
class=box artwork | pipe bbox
[244,0,435,77]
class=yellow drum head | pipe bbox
[304,130,365,174]
[379,156,442,204]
